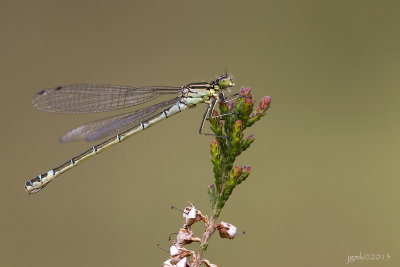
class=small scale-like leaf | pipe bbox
[207,184,217,207]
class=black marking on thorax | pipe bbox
[187,82,213,90]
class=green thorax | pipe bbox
[182,75,234,105]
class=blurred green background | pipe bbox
[1,0,399,266]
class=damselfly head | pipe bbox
[216,75,234,89]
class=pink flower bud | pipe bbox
[230,166,243,180]
[218,100,228,113]
[234,120,243,131]
[239,87,252,97]
[242,97,254,116]
[227,101,235,111]
[211,110,220,124]
[210,139,220,150]
[243,165,251,173]
[246,134,254,141]
[255,96,271,114]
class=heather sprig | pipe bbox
[162,87,271,267]
[209,88,271,216]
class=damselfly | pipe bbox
[25,74,235,194]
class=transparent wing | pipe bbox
[32,84,181,114]
[60,97,180,142]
